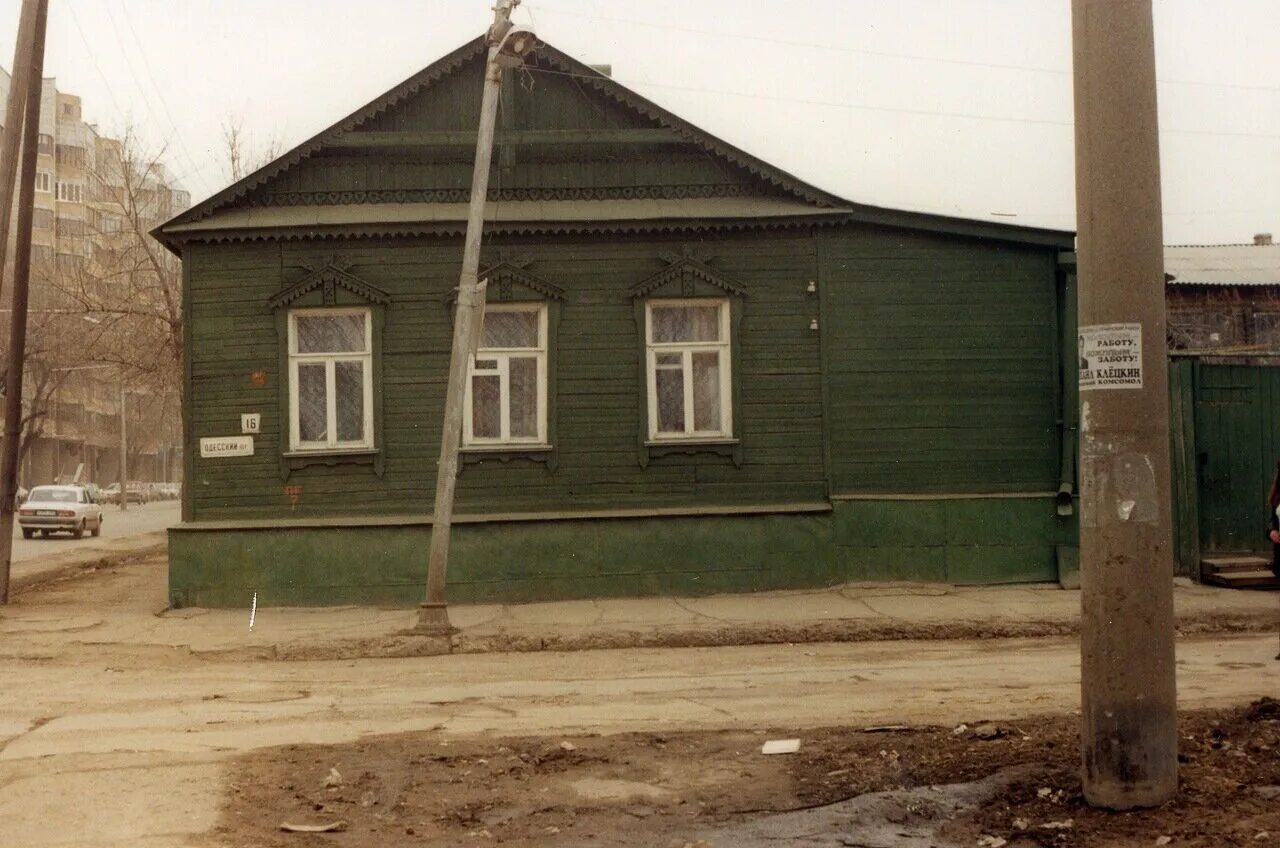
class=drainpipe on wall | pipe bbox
[1057,252,1079,518]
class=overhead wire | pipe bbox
[111,0,213,192]
[54,1,1279,223]
[100,1,214,191]
[524,1,1280,95]
[64,1,125,117]
[523,66,1280,140]
[66,1,213,192]
[518,14,1277,224]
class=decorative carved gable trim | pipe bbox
[629,247,747,299]
[536,48,842,211]
[250,183,759,208]
[172,39,486,226]
[159,37,849,241]
[268,257,391,309]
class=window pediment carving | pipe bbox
[269,257,391,309]
[629,246,747,300]
[443,255,565,305]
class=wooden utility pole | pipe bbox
[1072,0,1178,808]
[0,0,41,302]
[0,0,48,604]
[418,0,536,630]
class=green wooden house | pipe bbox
[155,37,1077,608]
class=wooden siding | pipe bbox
[169,32,1079,601]
[185,231,825,521]
[1191,362,1280,553]
[819,226,1061,494]
[246,52,779,204]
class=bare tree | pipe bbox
[8,116,279,484]
[0,299,115,476]
[0,127,188,485]
[223,114,282,182]
[45,128,184,383]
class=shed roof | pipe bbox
[1165,243,1280,287]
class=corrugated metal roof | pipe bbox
[1165,244,1280,286]
[163,198,854,234]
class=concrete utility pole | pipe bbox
[0,0,48,604]
[118,377,128,513]
[1071,0,1178,808]
[418,1,537,630]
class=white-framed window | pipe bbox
[35,172,51,193]
[55,182,83,203]
[463,303,548,447]
[287,307,374,452]
[645,298,732,440]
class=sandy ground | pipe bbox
[1,557,1277,847]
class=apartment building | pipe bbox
[0,69,189,488]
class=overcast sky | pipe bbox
[1,0,1276,243]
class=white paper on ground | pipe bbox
[761,739,801,755]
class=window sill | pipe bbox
[281,448,383,479]
[462,443,553,453]
[644,438,738,447]
[640,438,743,468]
[284,448,378,458]
[460,444,557,472]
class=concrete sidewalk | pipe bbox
[211,578,1280,660]
[7,553,1275,661]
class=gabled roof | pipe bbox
[1165,243,1280,287]
[161,198,844,235]
[155,36,1073,251]
[160,37,487,236]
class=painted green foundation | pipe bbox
[168,498,1078,607]
[833,498,1072,585]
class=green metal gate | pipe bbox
[1192,363,1280,554]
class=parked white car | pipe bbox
[18,485,104,539]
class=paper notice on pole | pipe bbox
[1078,323,1143,390]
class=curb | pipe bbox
[11,541,168,597]
[187,610,1278,662]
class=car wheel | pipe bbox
[73,521,84,540]
[21,528,33,539]
[91,518,101,538]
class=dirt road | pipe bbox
[10,499,177,562]
[8,499,177,590]
[2,561,1276,846]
